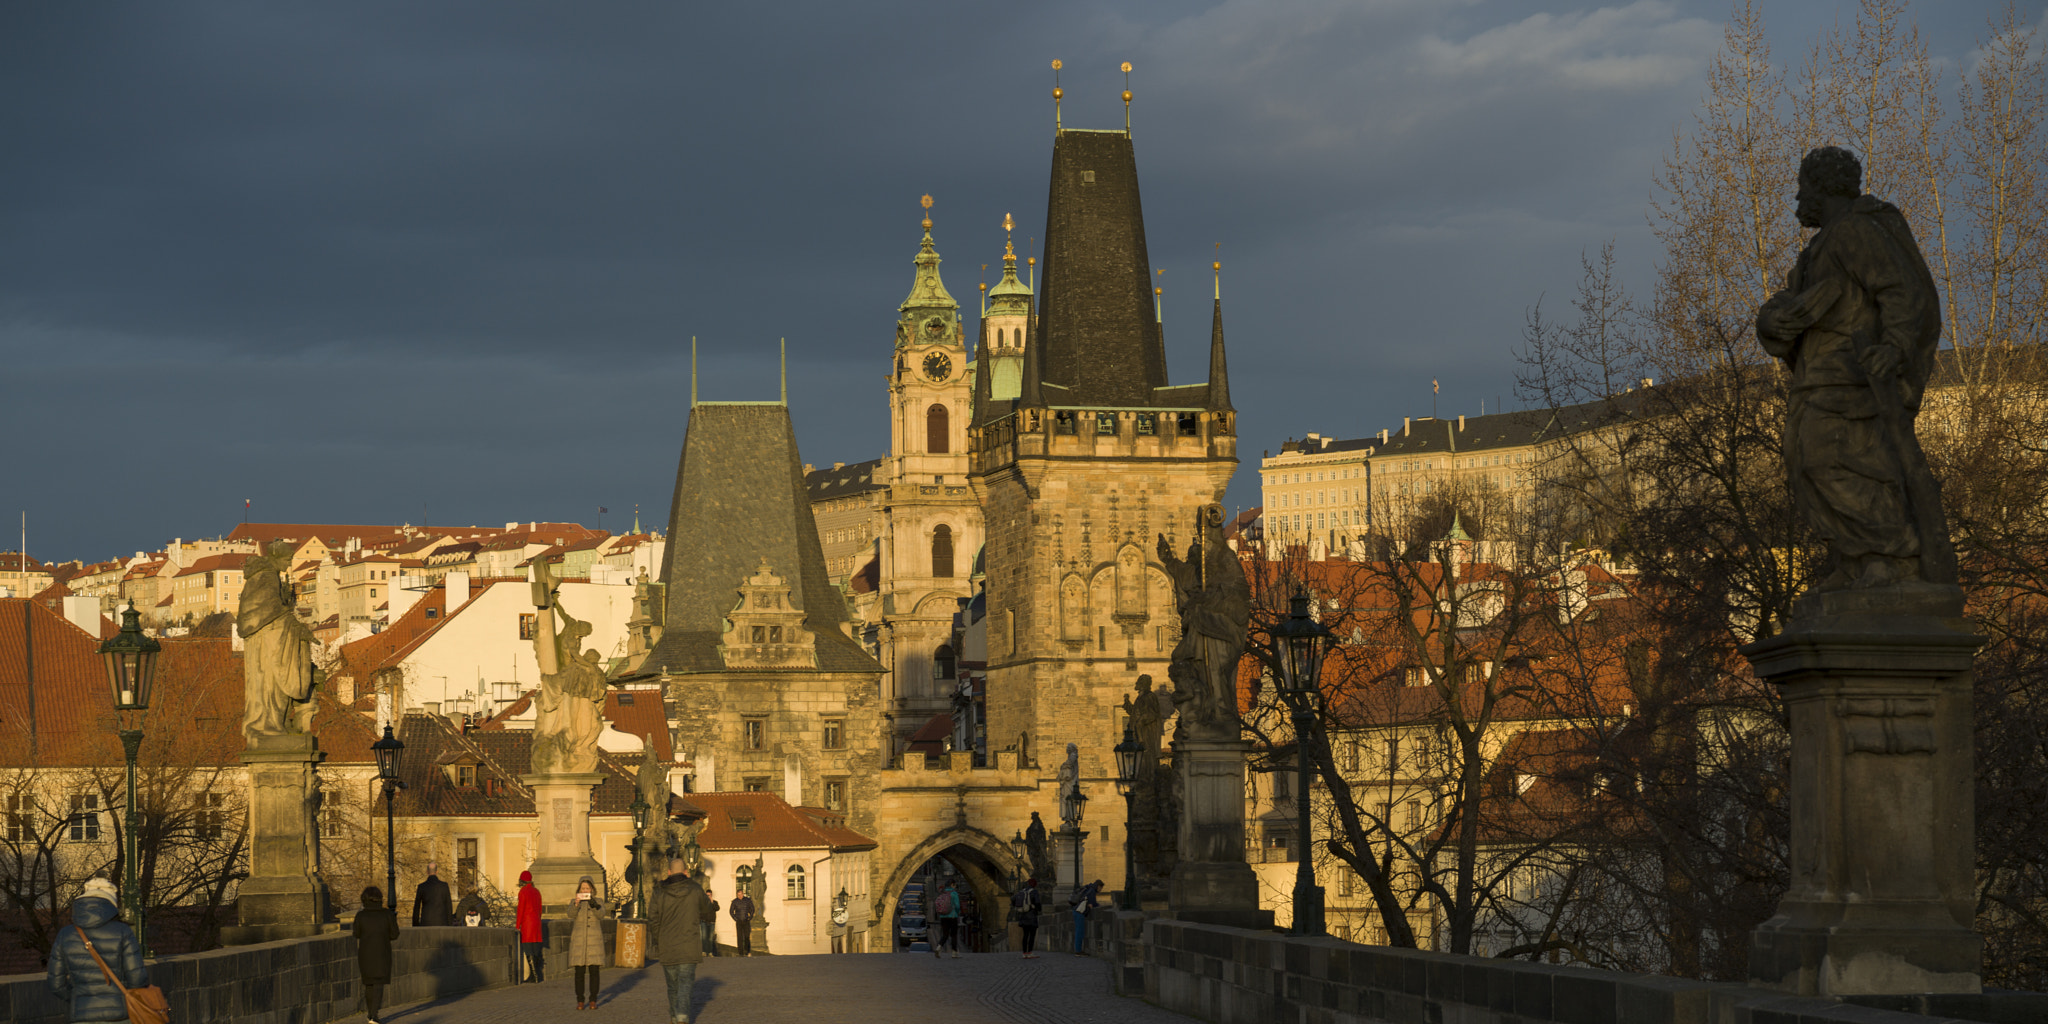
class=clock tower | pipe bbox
[877,196,983,743]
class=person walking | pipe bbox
[1070,879,1102,955]
[566,876,609,1010]
[728,887,755,957]
[648,859,714,1024]
[1012,877,1042,958]
[516,870,545,982]
[412,862,453,927]
[932,883,962,958]
[701,893,720,956]
[46,878,149,1024]
[352,886,400,1024]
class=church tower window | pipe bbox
[931,525,954,578]
[926,403,950,453]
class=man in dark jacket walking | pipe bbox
[649,859,714,1024]
[412,862,453,927]
[353,886,401,1024]
[728,888,756,956]
[46,878,148,1023]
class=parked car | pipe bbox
[897,913,928,948]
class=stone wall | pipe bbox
[0,925,517,1024]
[1135,920,2042,1024]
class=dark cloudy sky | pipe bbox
[1,1,2029,563]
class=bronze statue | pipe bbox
[1120,673,1176,771]
[1024,811,1052,884]
[1157,504,1252,738]
[1757,145,1953,591]
[239,541,317,748]
[529,561,607,775]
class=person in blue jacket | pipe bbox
[47,877,149,1023]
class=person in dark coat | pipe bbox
[457,888,491,926]
[46,877,147,1023]
[353,886,400,1024]
[412,862,453,926]
[649,860,714,1024]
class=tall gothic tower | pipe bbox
[969,128,1237,784]
[877,198,985,741]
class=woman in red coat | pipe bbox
[516,870,546,983]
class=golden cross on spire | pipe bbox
[920,193,933,232]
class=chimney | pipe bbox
[1641,377,1654,388]
[1379,429,1388,444]
[1403,418,1411,437]
[1458,415,1465,431]
[803,463,814,474]
[833,462,846,470]
[423,702,440,717]
[444,570,471,614]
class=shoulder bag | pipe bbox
[79,927,171,1024]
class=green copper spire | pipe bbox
[1447,511,1472,542]
[898,195,959,348]
[987,214,1033,316]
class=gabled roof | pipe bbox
[174,553,251,578]
[688,791,877,852]
[640,403,882,676]
[805,458,886,502]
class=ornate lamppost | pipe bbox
[1009,830,1028,887]
[1113,728,1143,911]
[1272,589,1333,936]
[1059,788,1088,894]
[371,725,406,907]
[97,603,160,952]
[832,887,850,953]
[628,791,650,919]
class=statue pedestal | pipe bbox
[1742,586,1981,996]
[521,772,608,913]
[1051,827,1088,908]
[1168,736,1271,929]
[222,740,326,945]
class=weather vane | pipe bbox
[1003,212,1015,257]
[1122,61,1133,133]
[1052,59,1064,131]
[921,193,933,232]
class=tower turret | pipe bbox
[984,212,1033,403]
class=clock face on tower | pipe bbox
[922,351,953,382]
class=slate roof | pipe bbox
[1032,129,1170,408]
[639,403,882,676]
[804,458,885,502]
[1287,393,1645,462]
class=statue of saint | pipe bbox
[1025,811,1052,884]
[529,561,608,776]
[1757,145,1953,592]
[1056,742,1083,828]
[1158,504,1253,738]
[1119,674,1176,771]
[239,541,318,749]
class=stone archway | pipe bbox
[876,825,1027,953]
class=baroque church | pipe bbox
[630,108,1237,948]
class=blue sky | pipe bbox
[0,1,2030,561]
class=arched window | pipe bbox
[926,403,950,453]
[786,864,807,900]
[934,644,957,680]
[931,525,954,578]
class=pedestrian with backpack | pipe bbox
[1011,877,1042,958]
[1070,879,1102,955]
[46,877,166,1024]
[932,884,962,958]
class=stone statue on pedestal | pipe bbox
[1120,674,1176,772]
[1743,145,1980,998]
[530,561,607,776]
[1157,504,1251,741]
[1025,812,1052,884]
[1056,743,1082,828]
[239,542,317,750]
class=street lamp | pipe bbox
[1113,728,1143,911]
[97,603,160,952]
[832,887,850,953]
[371,724,406,909]
[629,791,651,919]
[1009,830,1028,886]
[682,830,704,885]
[1272,588,1334,936]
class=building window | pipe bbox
[519,613,538,640]
[1273,771,1290,802]
[822,719,844,750]
[743,778,769,793]
[1095,411,1116,435]
[457,765,476,788]
[926,404,950,454]
[458,838,479,891]
[1404,799,1423,832]
[787,864,807,900]
[744,718,765,750]
[5,793,29,843]
[68,794,100,843]
[931,525,954,578]
[1136,413,1156,435]
[1385,738,1401,770]
[934,645,956,680]
[197,791,226,840]
[736,864,755,890]
[1178,413,1200,436]
[824,778,846,811]
[320,788,343,839]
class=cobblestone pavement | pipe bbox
[369,952,1205,1024]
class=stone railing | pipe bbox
[0,925,518,1024]
[1118,919,2048,1024]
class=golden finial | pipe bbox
[1122,62,1133,133]
[920,193,933,232]
[1052,59,1064,131]
[1003,212,1015,258]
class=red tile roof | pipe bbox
[604,688,674,762]
[228,523,503,546]
[174,553,251,577]
[0,552,49,573]
[688,791,876,852]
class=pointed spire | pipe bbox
[779,338,787,405]
[1207,261,1233,412]
[972,329,993,423]
[900,194,959,339]
[987,213,1032,315]
[690,336,698,408]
